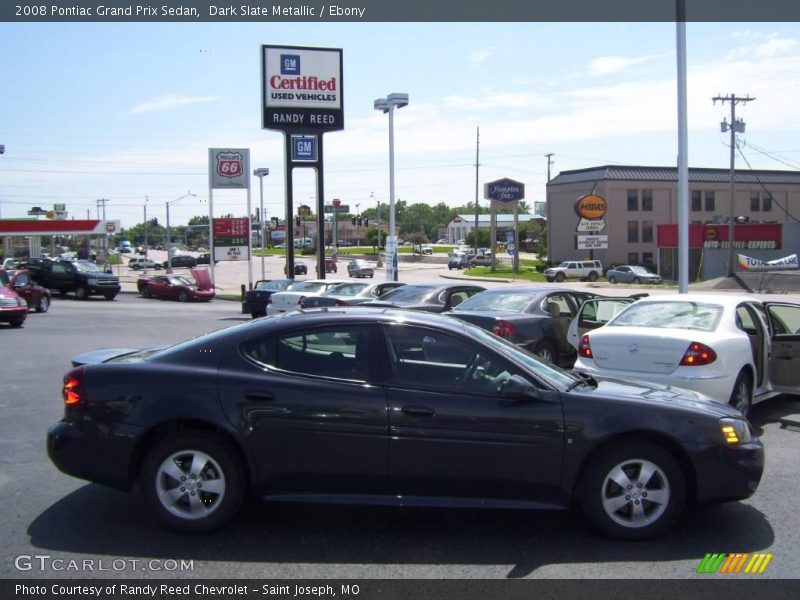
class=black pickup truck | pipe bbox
[24,259,121,300]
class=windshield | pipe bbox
[288,281,328,293]
[325,283,369,297]
[557,261,570,268]
[380,285,436,303]
[453,291,532,312]
[462,322,578,390]
[256,280,292,291]
[73,261,103,273]
[610,301,723,332]
[168,276,193,286]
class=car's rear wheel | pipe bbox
[36,295,50,313]
[729,371,753,418]
[580,442,685,540]
[533,341,557,364]
[608,276,617,284]
[588,271,599,282]
[140,433,245,533]
[178,291,190,303]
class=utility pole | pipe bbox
[545,153,554,263]
[713,93,755,277]
[96,198,109,256]
[474,126,480,255]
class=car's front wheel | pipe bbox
[75,286,88,300]
[140,433,245,533]
[580,442,685,540]
[555,272,565,283]
[608,276,617,284]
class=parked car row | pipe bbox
[48,305,765,540]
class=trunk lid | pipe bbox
[587,327,696,374]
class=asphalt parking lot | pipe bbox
[1,292,799,580]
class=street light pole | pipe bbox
[253,168,270,281]
[166,192,197,273]
[374,93,409,282]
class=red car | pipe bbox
[137,268,215,302]
[3,269,50,313]
[0,271,29,327]
[325,257,337,273]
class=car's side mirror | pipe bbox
[500,374,541,402]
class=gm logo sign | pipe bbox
[281,55,300,75]
[291,135,318,162]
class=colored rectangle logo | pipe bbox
[291,135,318,162]
[696,553,773,574]
[281,55,300,74]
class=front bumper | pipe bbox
[692,440,765,504]
[47,419,143,490]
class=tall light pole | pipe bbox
[166,192,197,273]
[374,93,409,282]
[254,168,270,281]
[143,196,149,274]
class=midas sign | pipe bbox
[575,194,608,220]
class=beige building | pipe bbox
[547,165,800,272]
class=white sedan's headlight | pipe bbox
[719,417,752,444]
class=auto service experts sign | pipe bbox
[209,148,250,189]
[262,45,344,133]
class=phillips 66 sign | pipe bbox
[209,148,250,189]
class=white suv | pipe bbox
[545,260,603,283]
[128,257,163,270]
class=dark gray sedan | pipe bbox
[607,265,662,285]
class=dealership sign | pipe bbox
[262,45,344,133]
[209,148,250,189]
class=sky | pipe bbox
[2,21,800,228]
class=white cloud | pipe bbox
[131,93,220,114]
[468,47,495,66]
[726,34,798,60]
[586,53,670,76]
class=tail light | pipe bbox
[63,366,86,407]
[492,320,516,338]
[679,342,717,366]
[578,335,593,358]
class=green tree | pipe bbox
[465,229,491,248]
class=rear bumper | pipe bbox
[575,361,735,404]
[47,419,143,490]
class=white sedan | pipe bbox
[266,279,349,316]
[572,294,800,417]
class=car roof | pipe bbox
[630,293,757,307]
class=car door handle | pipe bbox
[245,391,275,402]
[400,405,435,417]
